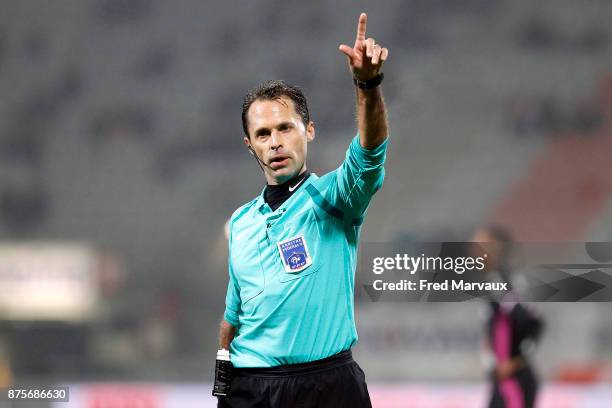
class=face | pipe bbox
[470,229,502,273]
[244,96,315,185]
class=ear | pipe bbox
[243,136,251,150]
[306,121,315,142]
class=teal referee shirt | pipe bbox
[224,134,388,367]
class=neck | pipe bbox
[264,170,311,211]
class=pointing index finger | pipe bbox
[356,12,367,42]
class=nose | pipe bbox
[270,130,283,150]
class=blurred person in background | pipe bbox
[471,226,545,408]
[214,12,389,408]
[0,338,12,387]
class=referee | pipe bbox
[214,13,389,408]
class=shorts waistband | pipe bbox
[234,350,354,378]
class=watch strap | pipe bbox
[353,72,384,89]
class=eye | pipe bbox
[279,124,292,132]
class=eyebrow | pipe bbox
[253,122,294,136]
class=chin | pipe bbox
[271,168,297,182]
[277,166,296,175]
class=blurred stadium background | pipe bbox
[0,0,611,407]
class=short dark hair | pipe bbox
[482,224,515,260]
[482,225,514,246]
[241,80,310,138]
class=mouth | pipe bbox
[268,155,290,169]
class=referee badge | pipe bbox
[277,235,313,273]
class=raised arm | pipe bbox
[339,13,389,149]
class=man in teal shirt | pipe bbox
[216,13,389,408]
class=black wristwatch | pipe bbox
[353,72,384,90]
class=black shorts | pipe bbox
[217,350,372,408]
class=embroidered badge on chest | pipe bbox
[277,235,313,273]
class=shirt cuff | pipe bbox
[224,307,239,327]
[348,134,389,170]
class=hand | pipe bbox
[339,13,389,82]
[496,358,522,380]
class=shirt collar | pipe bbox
[255,173,317,214]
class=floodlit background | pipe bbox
[0,0,611,407]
